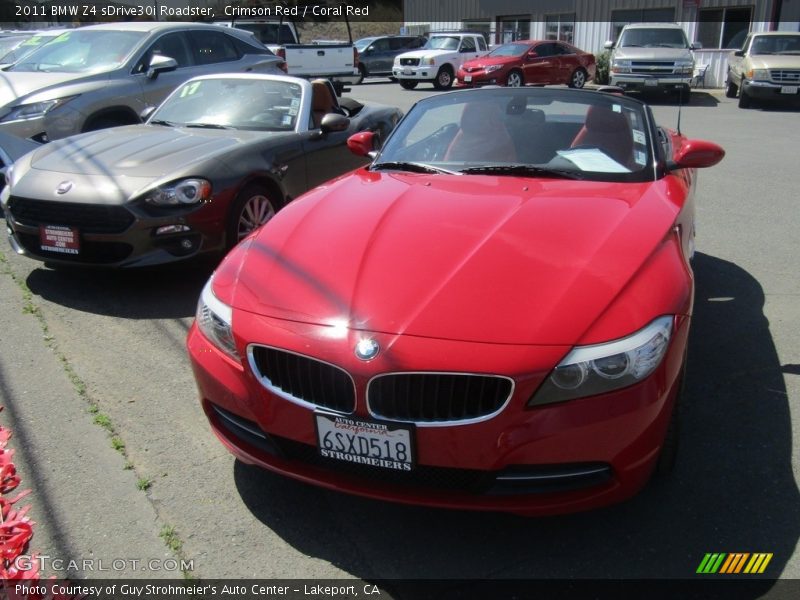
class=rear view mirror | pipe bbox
[669,139,725,170]
[320,112,350,134]
[140,106,157,122]
[147,54,177,79]
[734,49,745,57]
[690,42,703,50]
[604,41,614,50]
[347,131,375,156]
[527,51,538,59]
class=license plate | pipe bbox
[403,70,412,75]
[39,224,79,255]
[644,79,658,87]
[315,412,414,471]
[464,75,472,82]
[780,85,798,94]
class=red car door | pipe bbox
[553,42,575,84]
[523,42,556,84]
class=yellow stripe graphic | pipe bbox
[758,553,773,574]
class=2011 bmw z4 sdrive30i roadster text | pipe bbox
[187,87,724,516]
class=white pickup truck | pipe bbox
[219,20,358,90]
[392,32,488,90]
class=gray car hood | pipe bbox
[0,70,98,107]
[613,47,693,61]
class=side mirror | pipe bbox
[733,49,745,57]
[320,112,350,134]
[146,54,177,80]
[526,51,538,60]
[690,42,703,50]
[669,139,725,170]
[140,106,157,122]
[363,46,374,54]
[604,41,614,50]
[347,130,375,156]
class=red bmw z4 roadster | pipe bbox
[187,87,724,515]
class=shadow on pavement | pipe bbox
[233,252,798,592]
[23,260,214,319]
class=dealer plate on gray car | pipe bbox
[39,225,79,255]
[315,412,414,471]
[780,86,798,94]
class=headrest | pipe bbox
[584,105,628,133]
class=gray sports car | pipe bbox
[1,74,401,267]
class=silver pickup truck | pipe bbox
[606,23,698,101]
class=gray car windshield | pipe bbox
[426,37,460,51]
[619,29,688,48]
[152,78,304,131]
[374,88,654,183]
[10,30,144,72]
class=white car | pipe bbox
[392,32,488,90]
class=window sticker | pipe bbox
[287,107,298,116]
[635,150,647,165]
[290,97,301,107]
[556,149,631,173]
[612,104,622,113]
[632,129,646,145]
[282,115,293,126]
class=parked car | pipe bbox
[354,35,426,83]
[0,22,284,143]
[0,131,37,199]
[457,40,595,88]
[726,32,800,108]
[219,19,358,89]
[606,23,698,100]
[392,32,488,90]
[187,86,724,516]
[1,74,402,268]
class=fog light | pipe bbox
[180,238,193,249]
[156,224,191,236]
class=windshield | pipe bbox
[0,36,26,59]
[355,38,375,52]
[619,28,688,48]
[151,78,304,132]
[488,43,530,57]
[750,35,800,55]
[375,88,654,183]
[10,29,144,73]
[0,33,58,65]
[426,36,460,51]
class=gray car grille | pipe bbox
[630,61,680,75]
[771,69,800,84]
[7,196,135,234]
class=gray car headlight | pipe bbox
[196,278,239,360]
[144,178,211,206]
[529,316,674,406]
[0,96,77,122]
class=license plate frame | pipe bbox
[39,224,80,255]
[780,85,798,94]
[644,79,658,87]
[315,412,415,471]
[464,75,472,83]
[403,70,413,76]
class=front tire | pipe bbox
[355,64,367,85]
[399,79,418,90]
[738,80,752,108]
[725,76,738,98]
[568,68,587,89]
[433,66,454,90]
[227,184,278,249]
[506,69,523,87]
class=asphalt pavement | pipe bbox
[0,81,798,594]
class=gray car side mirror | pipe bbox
[146,55,178,80]
[320,113,350,134]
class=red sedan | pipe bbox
[187,87,724,516]
[458,40,596,88]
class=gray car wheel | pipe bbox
[228,185,278,247]
[738,80,752,108]
[569,68,587,89]
[433,66,454,90]
[725,77,738,98]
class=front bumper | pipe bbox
[610,74,692,92]
[392,65,435,81]
[188,311,690,516]
[743,79,800,99]
[456,71,505,87]
[4,194,228,268]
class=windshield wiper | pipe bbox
[371,161,460,175]
[460,164,584,180]
[149,119,175,127]
[184,122,232,130]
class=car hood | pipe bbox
[0,71,94,107]
[462,56,516,69]
[398,49,455,60]
[229,171,679,345]
[27,125,274,177]
[747,55,800,69]
[613,47,693,61]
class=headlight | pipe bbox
[610,60,631,74]
[675,62,694,75]
[747,68,770,81]
[421,57,436,66]
[196,278,239,360]
[529,316,674,406]
[144,178,211,206]
[485,64,503,73]
[0,96,77,122]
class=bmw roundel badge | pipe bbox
[355,338,380,360]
